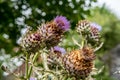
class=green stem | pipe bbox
[81,40,84,48]
[26,53,29,80]
[41,52,49,70]
[81,36,85,48]
[28,52,39,79]
[81,35,86,48]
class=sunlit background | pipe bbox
[98,0,120,18]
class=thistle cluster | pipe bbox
[62,20,102,79]
[20,16,70,53]
[2,17,103,80]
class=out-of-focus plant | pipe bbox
[1,15,104,80]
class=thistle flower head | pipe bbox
[37,17,70,48]
[76,20,90,31]
[90,22,102,31]
[53,46,66,54]
[54,16,70,31]
[20,32,42,53]
[63,46,95,79]
[76,20,102,47]
[37,22,64,48]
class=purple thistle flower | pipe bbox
[30,77,36,80]
[54,16,70,31]
[90,22,102,31]
[53,46,66,54]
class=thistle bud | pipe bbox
[20,32,42,53]
[76,20,102,46]
[47,46,66,68]
[37,16,70,48]
[76,20,91,36]
[62,46,95,79]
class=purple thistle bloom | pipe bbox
[90,22,102,31]
[30,77,36,80]
[54,16,70,31]
[53,46,66,54]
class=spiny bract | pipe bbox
[63,46,95,79]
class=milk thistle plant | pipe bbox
[2,16,103,80]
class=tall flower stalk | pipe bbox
[19,16,70,80]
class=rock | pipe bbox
[102,44,120,80]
